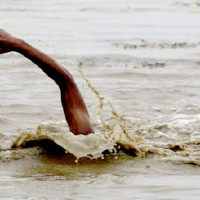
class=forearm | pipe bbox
[0,29,94,135]
[14,39,73,85]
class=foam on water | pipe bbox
[12,126,116,160]
[8,68,144,160]
[9,106,200,165]
[5,68,200,166]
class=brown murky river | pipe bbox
[0,0,200,199]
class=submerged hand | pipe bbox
[0,29,20,54]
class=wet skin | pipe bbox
[0,29,94,135]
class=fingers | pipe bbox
[0,29,12,38]
[0,29,8,33]
[0,29,6,34]
[0,29,16,53]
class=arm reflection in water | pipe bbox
[0,29,94,135]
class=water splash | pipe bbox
[7,66,200,166]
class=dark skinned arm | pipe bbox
[0,29,94,135]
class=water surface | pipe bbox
[0,0,200,199]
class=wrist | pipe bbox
[12,38,26,52]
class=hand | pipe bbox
[0,29,19,54]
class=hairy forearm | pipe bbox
[14,39,73,85]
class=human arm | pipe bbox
[0,29,94,135]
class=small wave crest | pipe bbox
[3,67,200,166]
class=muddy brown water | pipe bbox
[0,0,200,199]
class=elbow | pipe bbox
[55,67,74,88]
[57,70,77,91]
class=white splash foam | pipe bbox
[12,125,116,159]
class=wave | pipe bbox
[1,67,200,166]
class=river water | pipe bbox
[0,0,200,199]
